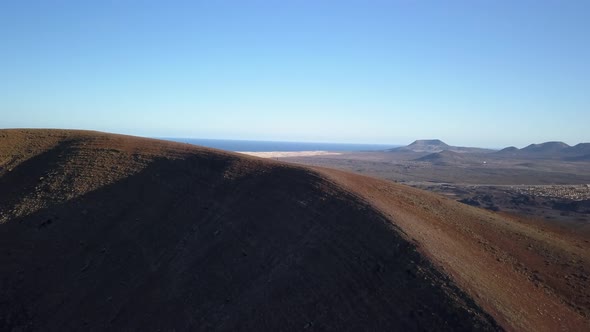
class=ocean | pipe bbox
[162,138,398,152]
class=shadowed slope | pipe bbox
[317,167,590,332]
[0,130,497,331]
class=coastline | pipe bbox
[237,151,342,158]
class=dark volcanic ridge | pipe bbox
[0,130,496,332]
[391,139,590,161]
[1,129,589,332]
[494,141,590,160]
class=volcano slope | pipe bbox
[0,130,588,331]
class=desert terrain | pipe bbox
[1,131,589,331]
[280,140,590,234]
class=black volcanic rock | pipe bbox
[0,130,499,332]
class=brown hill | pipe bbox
[1,130,589,331]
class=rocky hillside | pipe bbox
[0,130,496,331]
[1,130,589,331]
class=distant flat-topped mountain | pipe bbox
[390,139,493,153]
[403,139,450,153]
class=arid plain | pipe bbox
[278,139,590,236]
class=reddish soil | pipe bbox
[0,129,588,331]
[316,167,590,331]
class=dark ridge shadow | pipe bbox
[0,139,82,212]
[0,154,499,331]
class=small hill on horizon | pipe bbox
[493,146,521,158]
[521,141,570,153]
[392,140,590,159]
[567,143,590,155]
[494,141,590,160]
[415,150,470,165]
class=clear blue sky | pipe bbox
[1,1,589,148]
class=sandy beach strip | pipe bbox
[237,151,342,158]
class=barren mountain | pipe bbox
[495,142,590,161]
[568,143,590,155]
[522,141,570,153]
[496,146,519,155]
[394,139,451,153]
[391,139,494,153]
[1,130,589,332]
[566,143,590,160]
